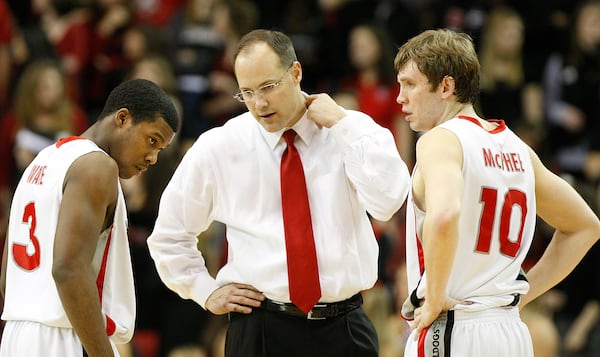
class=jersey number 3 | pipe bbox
[12,202,41,270]
[476,187,527,257]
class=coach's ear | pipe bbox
[290,60,302,85]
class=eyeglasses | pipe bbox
[233,65,292,103]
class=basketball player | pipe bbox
[0,79,179,356]
[395,29,600,356]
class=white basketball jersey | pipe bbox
[404,116,535,315]
[2,137,135,344]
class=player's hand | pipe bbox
[412,296,459,334]
[305,93,346,128]
[205,283,265,315]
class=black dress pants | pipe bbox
[225,306,378,357]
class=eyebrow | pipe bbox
[239,78,278,91]
[152,130,166,144]
[238,63,293,91]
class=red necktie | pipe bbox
[280,129,321,313]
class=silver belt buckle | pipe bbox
[307,304,327,320]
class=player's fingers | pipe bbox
[414,306,421,319]
[444,297,460,310]
[411,311,421,331]
[415,321,425,334]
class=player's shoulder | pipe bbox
[68,150,118,185]
[419,124,461,146]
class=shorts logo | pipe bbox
[420,311,453,357]
[431,327,441,357]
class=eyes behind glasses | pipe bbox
[233,81,282,103]
[233,64,293,103]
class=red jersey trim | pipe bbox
[56,136,85,148]
[457,115,506,134]
[418,326,429,357]
[105,315,116,336]
[416,225,425,276]
[96,226,115,336]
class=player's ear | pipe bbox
[114,108,132,128]
[440,75,456,98]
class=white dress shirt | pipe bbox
[148,108,410,308]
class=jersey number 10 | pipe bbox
[476,187,527,258]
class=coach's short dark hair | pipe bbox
[233,29,297,71]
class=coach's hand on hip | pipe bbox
[206,283,265,315]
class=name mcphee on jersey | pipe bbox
[482,148,525,172]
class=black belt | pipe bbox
[261,293,363,320]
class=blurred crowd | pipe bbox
[0,0,599,356]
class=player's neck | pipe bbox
[446,103,478,122]
[79,122,109,153]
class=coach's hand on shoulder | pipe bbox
[305,93,346,128]
[205,283,265,315]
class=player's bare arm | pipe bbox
[205,283,265,315]
[520,148,600,308]
[53,152,119,357]
[413,128,463,332]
